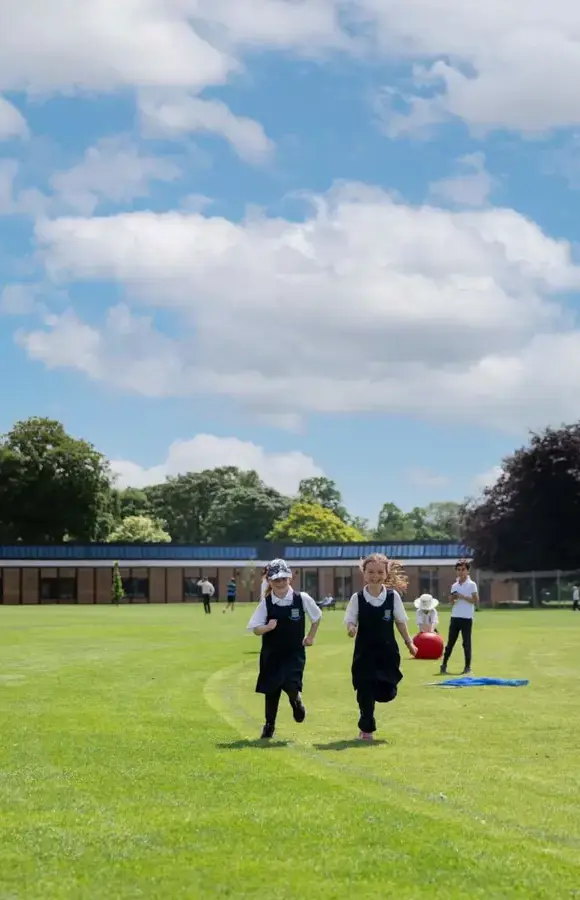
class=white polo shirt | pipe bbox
[247,588,322,631]
[450,578,478,619]
[416,608,439,628]
[344,587,408,627]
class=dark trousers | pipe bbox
[203,597,211,614]
[265,686,300,724]
[573,599,579,611]
[443,617,473,668]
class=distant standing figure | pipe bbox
[440,560,478,675]
[573,585,580,611]
[224,578,236,613]
[198,578,215,614]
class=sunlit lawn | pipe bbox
[1,605,578,899]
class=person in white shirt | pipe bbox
[414,594,439,633]
[197,578,215,615]
[440,560,478,675]
[247,558,322,741]
[572,585,579,612]
[344,553,417,742]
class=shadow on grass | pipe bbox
[313,739,388,751]
[243,650,259,655]
[216,739,290,750]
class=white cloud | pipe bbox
[139,94,274,164]
[366,0,580,135]
[25,181,580,433]
[0,1,578,141]
[111,434,324,495]
[0,159,47,216]
[406,468,449,489]
[0,0,347,96]
[429,153,495,208]
[49,136,182,215]
[0,159,17,211]
[0,0,344,153]
[0,1,235,94]
[0,283,43,315]
[16,305,191,397]
[474,466,503,492]
[0,96,27,140]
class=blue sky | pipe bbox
[2,1,580,524]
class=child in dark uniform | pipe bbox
[247,559,322,740]
[345,553,417,741]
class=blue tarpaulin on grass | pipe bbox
[438,677,529,688]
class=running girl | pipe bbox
[247,559,322,740]
[344,553,417,741]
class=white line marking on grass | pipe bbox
[204,659,580,855]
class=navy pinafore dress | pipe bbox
[352,589,403,702]
[255,592,306,695]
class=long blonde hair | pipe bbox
[360,552,408,595]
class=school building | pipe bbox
[0,540,512,606]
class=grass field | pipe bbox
[1,605,579,900]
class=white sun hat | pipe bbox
[414,593,439,611]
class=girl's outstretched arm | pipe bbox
[344,593,358,637]
[396,620,417,656]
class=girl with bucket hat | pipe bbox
[414,594,439,634]
[247,559,322,740]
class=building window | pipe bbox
[122,577,149,602]
[40,577,77,603]
[184,577,199,600]
[184,575,219,602]
[418,568,439,598]
[302,569,319,599]
[333,568,353,602]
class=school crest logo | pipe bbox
[382,610,392,621]
[290,608,300,620]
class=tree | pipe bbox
[107,515,171,543]
[268,502,365,543]
[348,516,372,538]
[147,467,245,543]
[146,467,288,543]
[111,562,125,606]
[117,487,150,519]
[421,502,462,541]
[205,485,290,543]
[462,424,580,571]
[0,417,114,542]
[374,501,463,541]
[297,477,349,521]
[374,503,416,540]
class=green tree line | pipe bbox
[0,417,464,545]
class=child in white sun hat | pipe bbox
[414,594,439,634]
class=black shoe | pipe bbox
[439,664,447,675]
[291,696,306,723]
[462,667,472,675]
[260,721,275,740]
